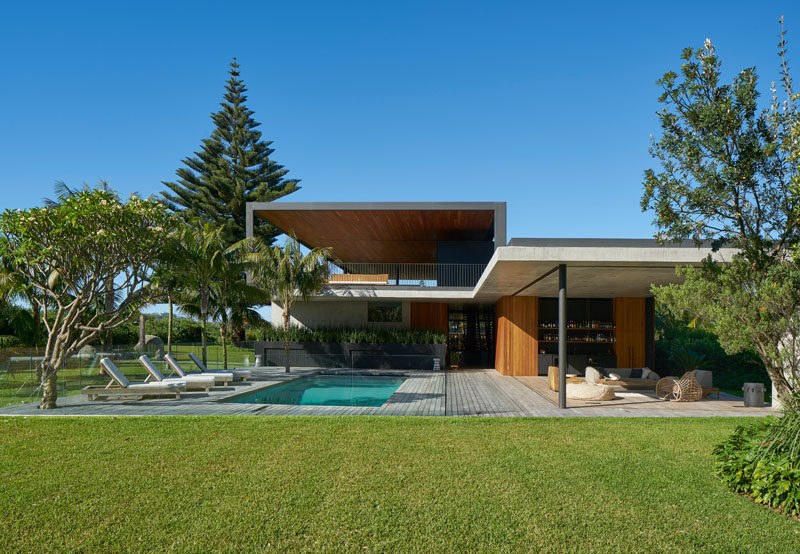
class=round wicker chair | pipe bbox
[655,377,677,400]
[656,372,703,402]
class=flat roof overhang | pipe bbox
[472,240,738,300]
[247,201,506,263]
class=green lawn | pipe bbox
[1,417,798,552]
[0,344,254,407]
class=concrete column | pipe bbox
[558,264,567,409]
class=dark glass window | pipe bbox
[367,302,402,323]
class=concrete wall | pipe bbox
[271,300,411,330]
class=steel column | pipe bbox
[558,264,567,409]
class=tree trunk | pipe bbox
[40,362,58,410]
[201,286,208,366]
[31,302,41,348]
[167,295,173,355]
[232,314,246,342]
[221,319,228,370]
[201,315,208,367]
[283,302,290,373]
[104,276,115,351]
[138,313,146,349]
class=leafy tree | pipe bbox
[162,58,299,246]
[641,26,800,407]
[248,235,331,373]
[0,187,171,409]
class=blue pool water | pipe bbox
[227,375,406,407]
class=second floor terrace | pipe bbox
[247,201,506,289]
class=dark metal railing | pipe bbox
[327,262,487,288]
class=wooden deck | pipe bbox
[0,368,779,418]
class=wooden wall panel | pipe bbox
[495,296,538,376]
[410,302,449,332]
[256,209,495,262]
[614,297,646,368]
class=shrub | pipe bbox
[111,317,220,345]
[655,315,769,390]
[256,326,447,344]
[0,335,20,348]
[713,407,800,517]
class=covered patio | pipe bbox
[474,238,740,408]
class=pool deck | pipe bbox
[0,368,779,418]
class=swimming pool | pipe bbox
[226,375,407,407]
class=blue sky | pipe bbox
[1,0,797,242]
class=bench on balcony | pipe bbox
[328,273,390,285]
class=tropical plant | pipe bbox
[248,235,331,372]
[0,186,171,409]
[714,409,800,517]
[163,224,227,366]
[0,259,44,348]
[150,229,185,354]
[177,237,265,369]
[669,348,710,372]
[641,23,800,407]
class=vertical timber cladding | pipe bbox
[409,302,449,332]
[494,296,538,376]
[613,297,646,367]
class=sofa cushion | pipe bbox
[640,367,659,380]
[608,372,621,380]
[629,368,643,379]
[692,369,713,388]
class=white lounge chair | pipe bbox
[82,358,186,400]
[189,352,252,381]
[138,355,215,392]
[164,353,234,386]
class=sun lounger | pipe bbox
[189,352,252,381]
[138,355,215,391]
[164,353,234,386]
[82,358,186,400]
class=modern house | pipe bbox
[246,201,735,384]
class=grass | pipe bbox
[0,344,254,407]
[0,417,798,552]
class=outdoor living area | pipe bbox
[515,372,754,413]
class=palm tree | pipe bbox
[248,235,331,373]
[179,253,265,369]
[168,224,231,366]
[151,230,184,355]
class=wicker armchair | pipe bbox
[655,371,703,402]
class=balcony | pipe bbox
[327,262,487,288]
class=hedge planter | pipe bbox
[254,341,446,370]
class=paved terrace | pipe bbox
[0,368,778,417]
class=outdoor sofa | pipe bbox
[586,366,660,389]
[81,357,187,400]
[138,355,215,391]
[164,353,234,386]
